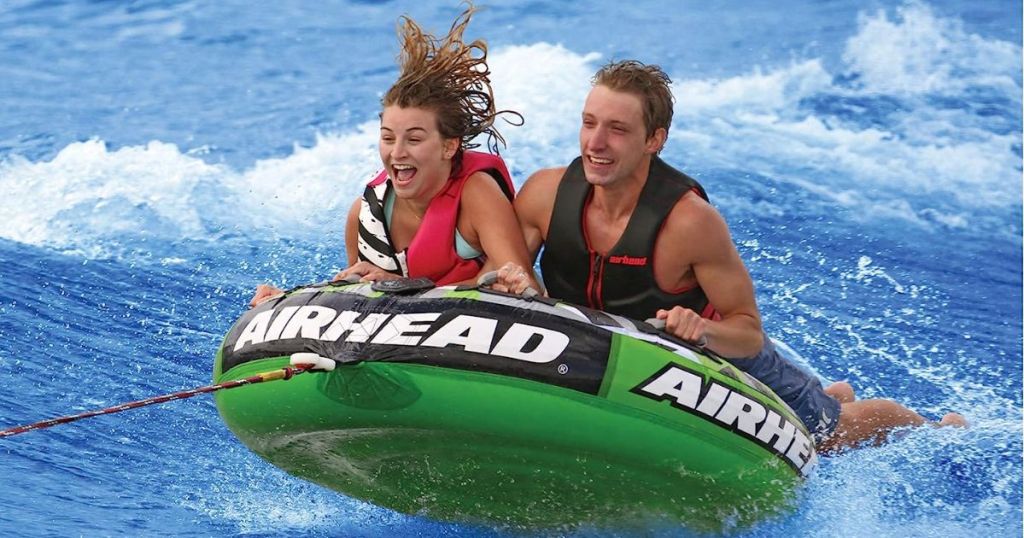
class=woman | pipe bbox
[252,4,537,306]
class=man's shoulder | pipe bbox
[514,166,567,226]
[526,166,568,185]
[519,166,568,198]
[653,192,735,266]
[664,190,724,234]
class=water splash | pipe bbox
[0,5,1018,255]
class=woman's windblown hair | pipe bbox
[383,2,521,154]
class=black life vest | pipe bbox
[540,156,715,321]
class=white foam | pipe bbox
[241,127,380,232]
[842,2,1021,95]
[0,139,235,248]
[674,60,833,114]
[668,4,1020,229]
[488,43,600,173]
[0,42,596,253]
[0,129,380,252]
[0,6,1017,253]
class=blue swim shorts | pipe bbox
[726,335,842,445]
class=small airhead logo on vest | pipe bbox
[607,255,648,266]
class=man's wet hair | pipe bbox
[592,60,674,138]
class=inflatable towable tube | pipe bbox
[214,279,816,530]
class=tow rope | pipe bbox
[0,353,335,438]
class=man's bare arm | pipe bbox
[489,167,564,294]
[513,167,564,261]
[657,197,763,358]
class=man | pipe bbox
[496,60,964,451]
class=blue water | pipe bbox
[0,1,1020,536]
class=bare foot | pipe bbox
[939,412,968,427]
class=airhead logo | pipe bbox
[632,364,816,474]
[232,306,571,364]
[607,255,648,266]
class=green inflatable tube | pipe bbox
[214,279,815,531]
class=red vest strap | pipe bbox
[368,169,388,187]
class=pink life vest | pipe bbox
[363,150,515,285]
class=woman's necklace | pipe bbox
[401,198,425,223]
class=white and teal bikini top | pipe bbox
[383,190,483,260]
